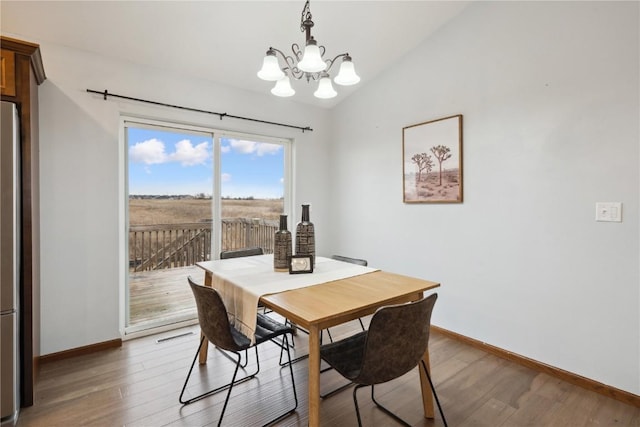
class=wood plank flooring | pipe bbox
[18,320,640,426]
[129,266,203,326]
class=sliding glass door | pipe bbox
[122,118,291,333]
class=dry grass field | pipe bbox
[129,198,283,225]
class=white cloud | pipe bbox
[230,139,257,154]
[169,139,210,166]
[221,173,232,182]
[229,139,282,156]
[129,138,167,164]
[221,145,231,153]
[256,143,282,156]
[130,138,210,167]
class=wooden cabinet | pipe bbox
[1,49,16,96]
[1,36,46,408]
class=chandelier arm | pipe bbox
[318,45,326,59]
[291,43,304,62]
[304,72,322,82]
[325,53,350,73]
[270,47,298,73]
[291,69,306,80]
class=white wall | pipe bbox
[27,40,332,355]
[328,1,639,395]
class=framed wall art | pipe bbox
[402,114,463,203]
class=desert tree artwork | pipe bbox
[430,145,452,186]
[402,115,463,203]
[411,152,434,183]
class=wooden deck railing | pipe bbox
[129,218,277,272]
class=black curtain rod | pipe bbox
[86,89,313,133]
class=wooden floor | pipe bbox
[17,319,639,427]
[129,266,204,327]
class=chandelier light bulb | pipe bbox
[334,56,360,86]
[314,74,337,99]
[257,50,285,81]
[297,38,327,73]
[271,76,296,97]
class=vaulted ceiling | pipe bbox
[1,1,470,108]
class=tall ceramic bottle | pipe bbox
[274,214,292,271]
[295,204,315,267]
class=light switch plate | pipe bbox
[595,202,622,222]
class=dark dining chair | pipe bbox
[319,293,447,427]
[179,277,298,426]
[313,254,371,398]
[331,254,368,266]
[220,246,264,259]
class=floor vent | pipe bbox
[156,331,195,343]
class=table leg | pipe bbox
[419,348,435,418]
[308,325,321,427]
[198,272,213,365]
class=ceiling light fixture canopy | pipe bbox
[257,0,360,99]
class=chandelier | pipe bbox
[257,0,360,99]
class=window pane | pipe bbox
[128,126,213,224]
[220,136,284,252]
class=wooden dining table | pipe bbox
[197,256,440,427]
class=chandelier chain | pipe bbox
[300,0,312,33]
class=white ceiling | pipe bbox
[1,1,470,108]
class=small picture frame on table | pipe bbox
[289,255,314,274]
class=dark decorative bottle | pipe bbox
[295,204,315,267]
[274,214,292,271]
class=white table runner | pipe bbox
[199,255,378,342]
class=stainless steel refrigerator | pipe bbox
[1,101,20,426]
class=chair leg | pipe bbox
[352,384,366,427]
[352,365,447,427]
[358,318,365,331]
[262,333,299,427]
[277,327,308,367]
[179,336,206,404]
[370,385,412,426]
[280,325,334,367]
[320,380,353,399]
[325,328,334,343]
[215,346,250,368]
[181,336,298,426]
[421,360,448,427]
[217,352,243,427]
[179,337,259,405]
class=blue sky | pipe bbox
[127,127,284,198]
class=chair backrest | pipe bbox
[355,293,437,385]
[331,254,368,266]
[187,276,248,352]
[220,247,264,259]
